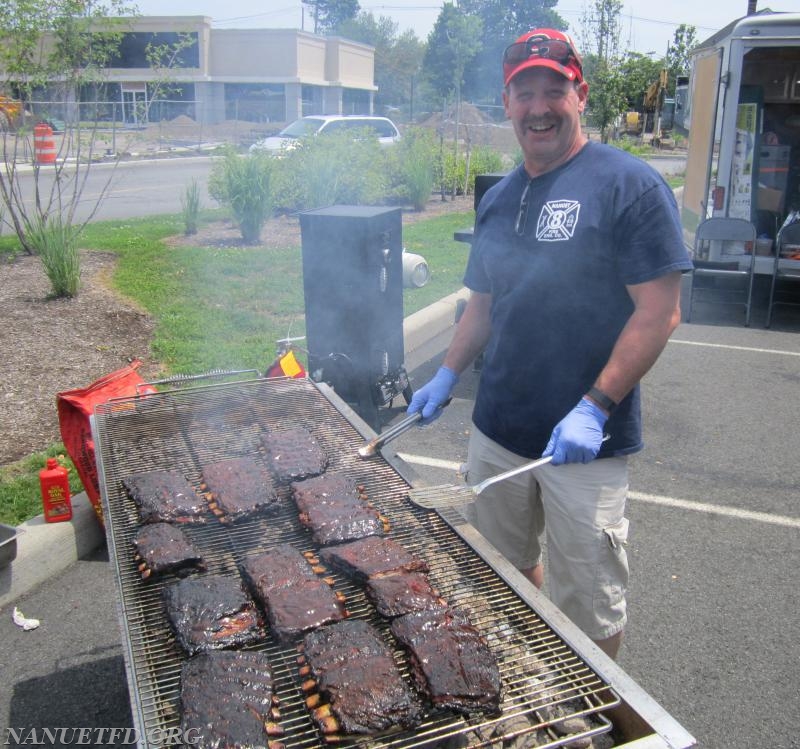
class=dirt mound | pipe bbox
[417,102,517,153]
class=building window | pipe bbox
[343,89,369,115]
[109,31,200,68]
[224,84,285,123]
[147,83,196,121]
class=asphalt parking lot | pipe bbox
[2,274,799,749]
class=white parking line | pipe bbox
[670,338,800,357]
[629,491,800,529]
[396,452,800,529]
[396,452,463,470]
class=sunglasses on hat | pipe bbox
[502,36,582,82]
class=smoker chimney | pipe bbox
[746,0,757,15]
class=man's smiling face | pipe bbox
[503,67,589,177]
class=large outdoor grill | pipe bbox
[93,376,695,749]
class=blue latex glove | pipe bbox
[407,366,458,422]
[543,397,609,465]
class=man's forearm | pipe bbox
[592,273,683,407]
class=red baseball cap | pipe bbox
[503,29,584,86]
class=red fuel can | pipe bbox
[39,458,73,523]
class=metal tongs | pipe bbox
[358,398,452,458]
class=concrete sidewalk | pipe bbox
[0,289,469,610]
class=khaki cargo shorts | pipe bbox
[464,425,630,641]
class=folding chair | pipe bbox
[766,221,800,328]
[686,218,758,327]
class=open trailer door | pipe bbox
[681,47,724,243]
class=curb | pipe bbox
[0,492,103,610]
[0,291,468,609]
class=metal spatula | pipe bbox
[407,435,610,509]
[407,455,553,509]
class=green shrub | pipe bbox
[274,131,388,212]
[25,214,81,298]
[180,178,201,235]
[209,147,275,243]
[467,146,505,188]
[386,127,437,210]
[441,145,505,197]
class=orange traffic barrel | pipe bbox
[33,123,56,164]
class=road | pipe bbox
[15,157,214,224]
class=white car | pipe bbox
[249,115,401,153]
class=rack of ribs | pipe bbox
[260,426,328,483]
[122,469,208,524]
[291,472,389,545]
[298,619,422,740]
[180,650,285,749]
[318,536,428,584]
[132,522,205,580]
[199,456,280,523]
[162,574,266,655]
[240,544,347,643]
[364,570,447,618]
[390,607,502,716]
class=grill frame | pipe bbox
[93,376,694,749]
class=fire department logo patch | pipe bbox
[535,200,581,241]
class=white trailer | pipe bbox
[681,11,800,273]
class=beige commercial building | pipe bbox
[17,15,378,126]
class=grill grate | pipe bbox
[94,377,620,749]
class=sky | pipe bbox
[130,1,800,56]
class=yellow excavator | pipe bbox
[624,69,671,144]
[0,94,24,130]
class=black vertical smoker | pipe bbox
[299,206,411,430]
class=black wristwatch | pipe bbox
[586,386,618,414]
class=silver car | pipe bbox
[249,115,401,153]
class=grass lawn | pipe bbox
[0,205,474,524]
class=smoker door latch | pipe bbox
[372,366,411,406]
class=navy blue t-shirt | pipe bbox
[465,141,692,459]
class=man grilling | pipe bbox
[407,28,692,659]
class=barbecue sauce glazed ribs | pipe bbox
[199,456,280,523]
[365,570,447,618]
[162,574,266,655]
[390,608,502,715]
[299,619,422,738]
[132,522,205,580]
[319,536,428,584]
[240,544,347,643]
[260,426,328,483]
[122,469,208,524]
[180,650,284,749]
[291,472,389,545]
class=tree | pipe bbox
[335,12,425,119]
[422,4,482,196]
[423,4,482,101]
[0,1,136,259]
[303,0,359,34]
[0,1,190,298]
[580,0,627,143]
[458,0,567,102]
[665,24,697,95]
[618,52,664,111]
